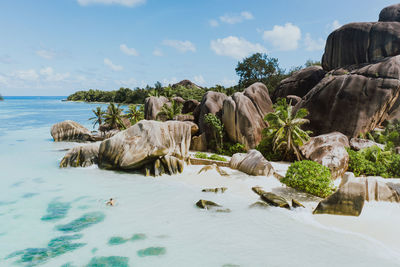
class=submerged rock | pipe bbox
[56,212,105,232]
[349,138,385,151]
[60,142,100,168]
[98,120,191,176]
[230,150,274,176]
[86,256,129,267]
[137,247,166,257]
[252,186,290,209]
[51,120,94,142]
[41,200,71,221]
[222,83,273,149]
[202,187,228,193]
[313,175,400,216]
[300,132,350,179]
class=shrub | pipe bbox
[194,152,208,159]
[281,160,334,198]
[204,113,224,150]
[194,152,227,162]
[218,142,247,156]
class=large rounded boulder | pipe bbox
[379,4,400,22]
[222,83,273,149]
[60,142,100,168]
[300,132,350,179]
[272,66,326,101]
[230,150,274,176]
[322,22,400,70]
[144,96,169,120]
[98,120,191,176]
[295,56,400,138]
[51,120,94,142]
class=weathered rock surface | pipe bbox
[349,138,385,151]
[252,187,290,209]
[196,199,230,212]
[198,164,228,176]
[222,83,273,149]
[202,187,227,193]
[60,142,100,167]
[195,91,228,138]
[172,79,202,89]
[291,199,305,208]
[182,99,199,114]
[230,150,274,176]
[301,132,350,179]
[313,175,400,216]
[379,4,400,22]
[322,22,400,70]
[190,132,207,151]
[295,56,400,138]
[272,66,326,101]
[183,121,198,136]
[51,120,94,142]
[98,120,191,176]
[144,96,169,120]
[173,114,195,121]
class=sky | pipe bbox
[0,0,399,96]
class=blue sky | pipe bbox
[0,0,398,96]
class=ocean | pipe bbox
[0,96,399,267]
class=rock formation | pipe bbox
[295,56,400,138]
[144,96,169,120]
[98,120,191,176]
[51,120,94,142]
[251,187,290,209]
[313,174,400,216]
[349,138,385,151]
[230,150,274,176]
[60,142,100,167]
[182,99,199,114]
[379,4,400,22]
[222,83,273,149]
[272,66,326,101]
[300,132,350,179]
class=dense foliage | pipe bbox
[235,53,287,92]
[367,120,400,149]
[89,107,106,129]
[204,113,224,151]
[157,100,183,120]
[194,152,227,162]
[281,160,334,198]
[125,104,144,125]
[257,98,311,161]
[347,146,400,178]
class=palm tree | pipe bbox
[147,89,160,97]
[104,103,126,130]
[89,107,105,129]
[157,100,182,120]
[264,98,311,161]
[124,104,144,125]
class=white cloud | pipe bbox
[193,75,206,85]
[77,0,146,7]
[162,40,196,53]
[263,23,301,51]
[210,36,267,60]
[40,67,70,82]
[221,78,237,87]
[13,69,39,81]
[331,20,342,31]
[219,11,254,24]
[104,58,123,71]
[116,77,138,88]
[153,48,163,56]
[120,44,138,56]
[304,33,325,51]
[36,49,56,60]
[209,19,219,27]
[162,77,178,86]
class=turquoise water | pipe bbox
[0,97,399,267]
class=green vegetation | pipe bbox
[282,160,334,198]
[347,146,400,178]
[0,94,3,101]
[124,104,144,125]
[367,120,400,149]
[89,107,106,129]
[194,152,227,162]
[304,59,321,67]
[204,113,224,151]
[157,99,183,120]
[104,103,126,130]
[257,98,311,161]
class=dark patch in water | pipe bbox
[22,193,38,198]
[6,234,85,266]
[86,256,129,267]
[56,212,105,232]
[91,247,98,254]
[73,196,90,202]
[222,264,241,267]
[16,139,25,142]
[108,237,128,246]
[33,177,44,184]
[11,181,24,187]
[61,262,77,267]
[78,205,90,210]
[41,201,71,221]
[0,200,17,206]
[137,247,166,257]
[130,233,146,241]
[13,214,22,219]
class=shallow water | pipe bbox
[0,97,400,267]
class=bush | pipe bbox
[281,160,334,198]
[194,152,227,162]
[218,142,247,156]
[204,113,224,150]
[347,146,400,178]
